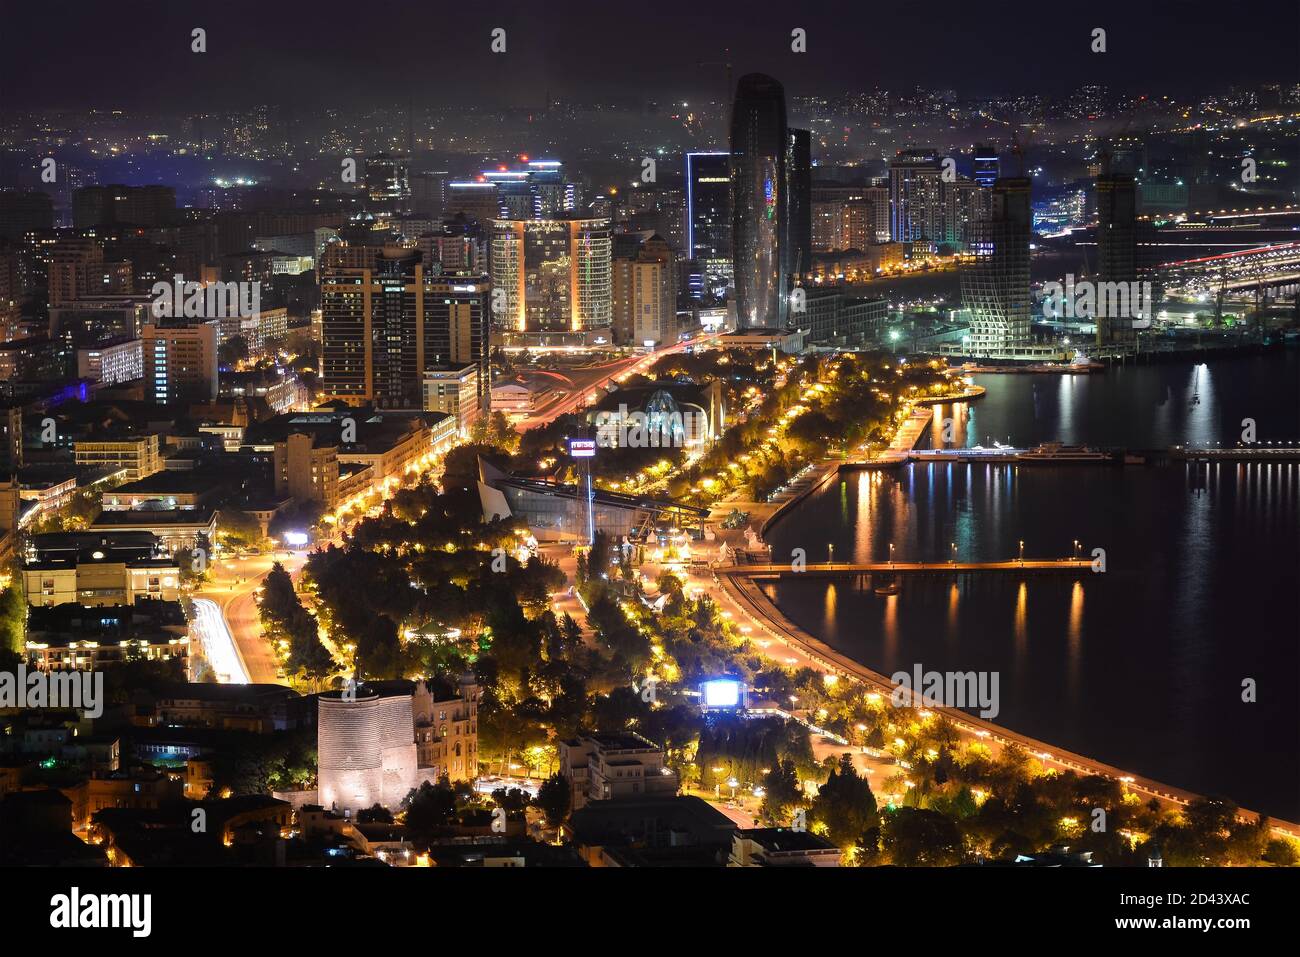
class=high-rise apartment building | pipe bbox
[889,150,945,243]
[142,321,219,403]
[320,243,489,408]
[46,238,104,308]
[273,432,339,509]
[611,232,676,347]
[960,177,1032,355]
[489,218,612,333]
[811,183,887,252]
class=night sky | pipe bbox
[1,0,1296,110]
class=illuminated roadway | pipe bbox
[189,597,249,684]
[714,565,1300,841]
[515,333,722,431]
[192,551,307,685]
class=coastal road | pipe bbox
[715,566,1300,841]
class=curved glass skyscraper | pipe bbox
[730,73,788,329]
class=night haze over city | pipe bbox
[0,0,1297,939]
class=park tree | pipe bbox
[0,582,26,656]
[810,753,879,851]
[537,773,572,827]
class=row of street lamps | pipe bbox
[822,539,1086,566]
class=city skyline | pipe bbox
[0,2,1297,922]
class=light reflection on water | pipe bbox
[764,354,1300,819]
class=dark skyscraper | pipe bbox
[1095,160,1139,348]
[784,128,812,280]
[730,73,788,329]
[686,152,732,267]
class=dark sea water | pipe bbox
[765,350,1300,819]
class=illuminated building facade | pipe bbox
[889,149,945,243]
[489,218,611,333]
[320,243,489,407]
[973,144,1000,188]
[686,152,732,289]
[318,687,420,814]
[142,321,219,403]
[960,177,1033,354]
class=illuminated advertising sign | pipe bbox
[569,439,596,458]
[702,679,742,708]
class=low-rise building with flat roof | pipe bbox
[88,507,217,553]
[559,731,679,811]
[21,531,181,607]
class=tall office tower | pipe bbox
[686,152,732,280]
[960,177,1032,355]
[489,172,535,220]
[446,182,501,225]
[0,191,54,242]
[320,243,489,407]
[73,185,176,228]
[364,154,412,209]
[889,149,944,242]
[611,232,676,347]
[973,144,1000,188]
[784,128,813,280]
[730,73,789,329]
[1095,164,1139,347]
[142,320,219,403]
[489,218,612,333]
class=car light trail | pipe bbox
[190,598,249,684]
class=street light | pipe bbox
[1018,540,1025,565]
[888,543,895,568]
[828,543,834,564]
[950,542,956,565]
[1073,539,1080,560]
